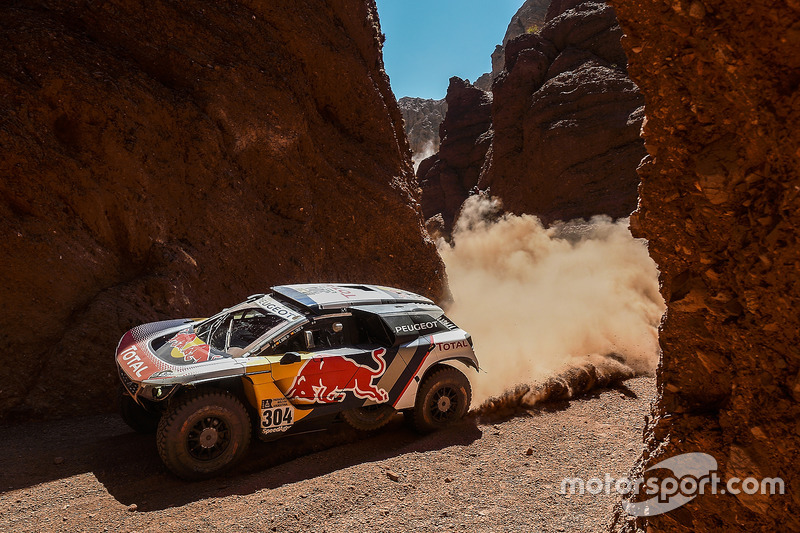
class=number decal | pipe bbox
[260,398,295,434]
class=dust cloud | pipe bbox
[437,196,665,411]
[412,140,436,172]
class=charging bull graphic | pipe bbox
[167,330,221,363]
[287,348,389,403]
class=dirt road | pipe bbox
[0,377,654,532]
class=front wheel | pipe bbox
[411,366,472,433]
[157,389,251,480]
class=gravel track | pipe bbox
[0,377,654,532]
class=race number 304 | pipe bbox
[260,398,294,432]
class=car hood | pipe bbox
[116,319,233,382]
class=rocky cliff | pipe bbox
[0,0,444,421]
[608,0,800,530]
[416,78,493,235]
[487,0,552,84]
[479,0,646,224]
[397,97,447,169]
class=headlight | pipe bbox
[146,384,175,401]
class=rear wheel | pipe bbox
[119,386,160,434]
[342,403,396,431]
[411,367,471,433]
[157,389,251,480]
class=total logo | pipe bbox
[119,345,149,378]
[437,340,469,351]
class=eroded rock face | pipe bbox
[488,0,552,81]
[417,77,493,235]
[480,0,646,224]
[397,97,447,169]
[607,0,800,530]
[0,0,444,420]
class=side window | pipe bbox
[280,331,306,353]
[308,316,357,349]
[270,316,358,353]
[353,311,394,346]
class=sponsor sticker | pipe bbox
[394,321,438,334]
[167,330,221,363]
[260,397,295,434]
[119,345,149,378]
[256,298,303,321]
[437,340,470,351]
[292,285,339,295]
[286,348,389,403]
[438,316,458,331]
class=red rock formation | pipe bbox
[480,0,646,224]
[417,77,493,235]
[480,0,551,89]
[607,0,800,530]
[0,0,444,421]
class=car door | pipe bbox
[269,316,388,405]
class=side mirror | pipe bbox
[305,330,315,349]
[280,352,302,365]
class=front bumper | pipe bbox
[117,363,178,403]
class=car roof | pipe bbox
[271,283,434,312]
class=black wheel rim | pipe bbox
[187,415,231,461]
[429,385,458,422]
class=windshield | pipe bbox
[197,308,286,353]
[194,296,306,355]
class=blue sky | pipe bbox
[375,0,525,100]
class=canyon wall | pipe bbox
[476,0,551,90]
[479,0,646,224]
[397,97,447,168]
[416,1,646,230]
[496,0,552,60]
[0,0,444,421]
[609,0,800,530]
[417,78,493,235]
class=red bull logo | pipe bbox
[168,330,221,363]
[287,348,389,403]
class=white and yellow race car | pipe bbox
[116,283,478,479]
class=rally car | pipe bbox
[116,283,479,480]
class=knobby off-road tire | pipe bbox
[411,366,471,434]
[157,389,251,480]
[342,403,396,431]
[119,386,160,434]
